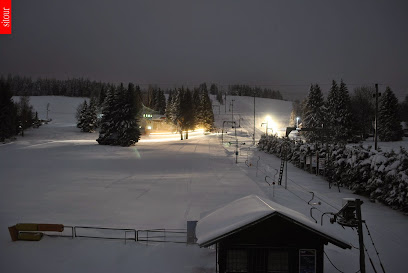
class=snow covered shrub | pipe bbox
[257,135,268,151]
[380,149,408,211]
[349,146,372,194]
[291,140,303,167]
[257,135,295,160]
[257,137,408,212]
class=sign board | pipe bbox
[318,158,325,170]
[299,249,316,273]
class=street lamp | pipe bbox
[261,123,272,136]
[296,117,300,128]
[261,122,268,135]
[261,116,273,136]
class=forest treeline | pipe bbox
[289,80,408,143]
[2,75,285,102]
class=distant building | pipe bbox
[196,195,351,273]
[140,105,174,134]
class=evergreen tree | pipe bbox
[0,80,18,141]
[157,90,166,115]
[200,87,215,131]
[88,97,98,130]
[78,97,98,133]
[17,95,35,136]
[351,86,375,139]
[117,83,141,146]
[192,86,214,131]
[97,86,119,145]
[302,84,325,142]
[378,87,403,141]
[210,83,218,95]
[165,91,174,122]
[326,80,339,130]
[336,80,353,141]
[77,100,88,130]
[199,82,208,94]
[99,86,107,107]
[171,87,185,139]
[192,88,201,127]
[216,90,224,105]
[180,89,195,139]
[289,100,302,127]
[326,80,353,142]
[399,95,408,123]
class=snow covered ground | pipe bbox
[1,96,407,273]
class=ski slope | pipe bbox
[0,96,407,273]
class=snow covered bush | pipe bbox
[258,136,408,212]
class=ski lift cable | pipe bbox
[253,157,328,215]
[281,185,327,215]
[324,251,360,273]
[257,158,342,217]
[250,156,338,217]
[363,243,379,273]
[287,177,341,211]
[364,222,387,273]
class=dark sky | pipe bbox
[1,0,407,100]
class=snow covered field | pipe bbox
[1,96,407,273]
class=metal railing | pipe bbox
[44,225,188,245]
[73,226,137,244]
[137,229,188,244]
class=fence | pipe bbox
[45,225,188,245]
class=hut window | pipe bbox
[267,251,288,273]
[226,249,247,273]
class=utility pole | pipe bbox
[356,199,366,273]
[374,84,380,151]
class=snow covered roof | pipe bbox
[196,195,351,249]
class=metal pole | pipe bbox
[235,123,238,164]
[46,103,50,120]
[225,92,227,113]
[285,158,288,189]
[231,99,235,122]
[216,243,218,273]
[253,94,256,145]
[222,122,225,144]
[356,199,366,273]
[374,84,379,151]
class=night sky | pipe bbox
[1,0,407,100]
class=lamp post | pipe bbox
[296,117,300,128]
[261,122,272,136]
[261,116,273,136]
